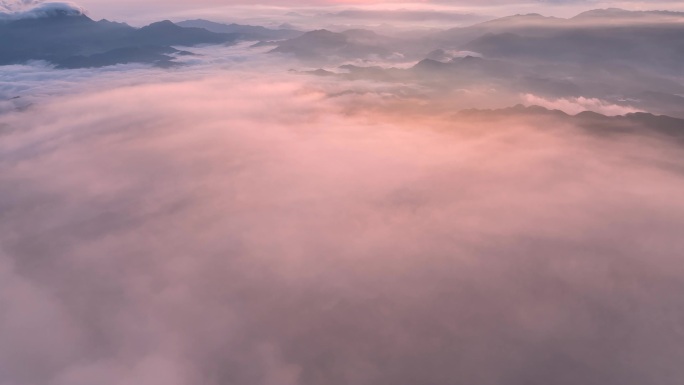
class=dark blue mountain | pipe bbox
[0,13,238,68]
[177,19,302,41]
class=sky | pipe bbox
[54,0,684,24]
[3,0,684,26]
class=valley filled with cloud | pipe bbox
[1,1,684,385]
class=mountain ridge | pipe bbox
[457,104,684,139]
[177,19,302,40]
[0,13,237,68]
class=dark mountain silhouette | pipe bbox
[335,64,407,82]
[462,25,684,73]
[404,8,684,115]
[323,9,485,23]
[270,29,396,63]
[177,19,302,41]
[134,20,233,46]
[412,56,513,77]
[632,92,684,119]
[431,8,684,72]
[0,12,238,68]
[271,29,348,58]
[433,8,684,41]
[477,13,562,28]
[429,13,564,48]
[312,55,519,86]
[572,8,684,23]
[54,46,193,69]
[458,105,684,140]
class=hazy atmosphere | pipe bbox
[1,1,683,385]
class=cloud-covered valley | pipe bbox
[2,65,684,385]
[2,2,684,385]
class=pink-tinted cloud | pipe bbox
[2,69,684,385]
[523,94,641,116]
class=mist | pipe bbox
[2,67,684,385]
[3,1,684,383]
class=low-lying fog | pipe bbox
[1,55,684,385]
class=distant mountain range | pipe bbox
[458,104,684,139]
[429,9,684,73]
[0,13,238,68]
[269,29,398,63]
[572,8,684,22]
[176,19,302,41]
[278,8,684,119]
[2,6,684,82]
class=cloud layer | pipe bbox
[523,94,641,116]
[0,1,85,19]
[2,67,684,385]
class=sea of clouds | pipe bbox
[1,37,684,385]
[0,0,86,19]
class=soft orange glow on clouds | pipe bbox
[3,67,684,385]
[2,0,684,383]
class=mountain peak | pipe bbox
[147,20,176,27]
[412,58,450,71]
[294,29,347,44]
[306,29,337,37]
[140,20,182,32]
[572,8,684,20]
[342,29,379,38]
[573,8,633,18]
[0,2,87,20]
